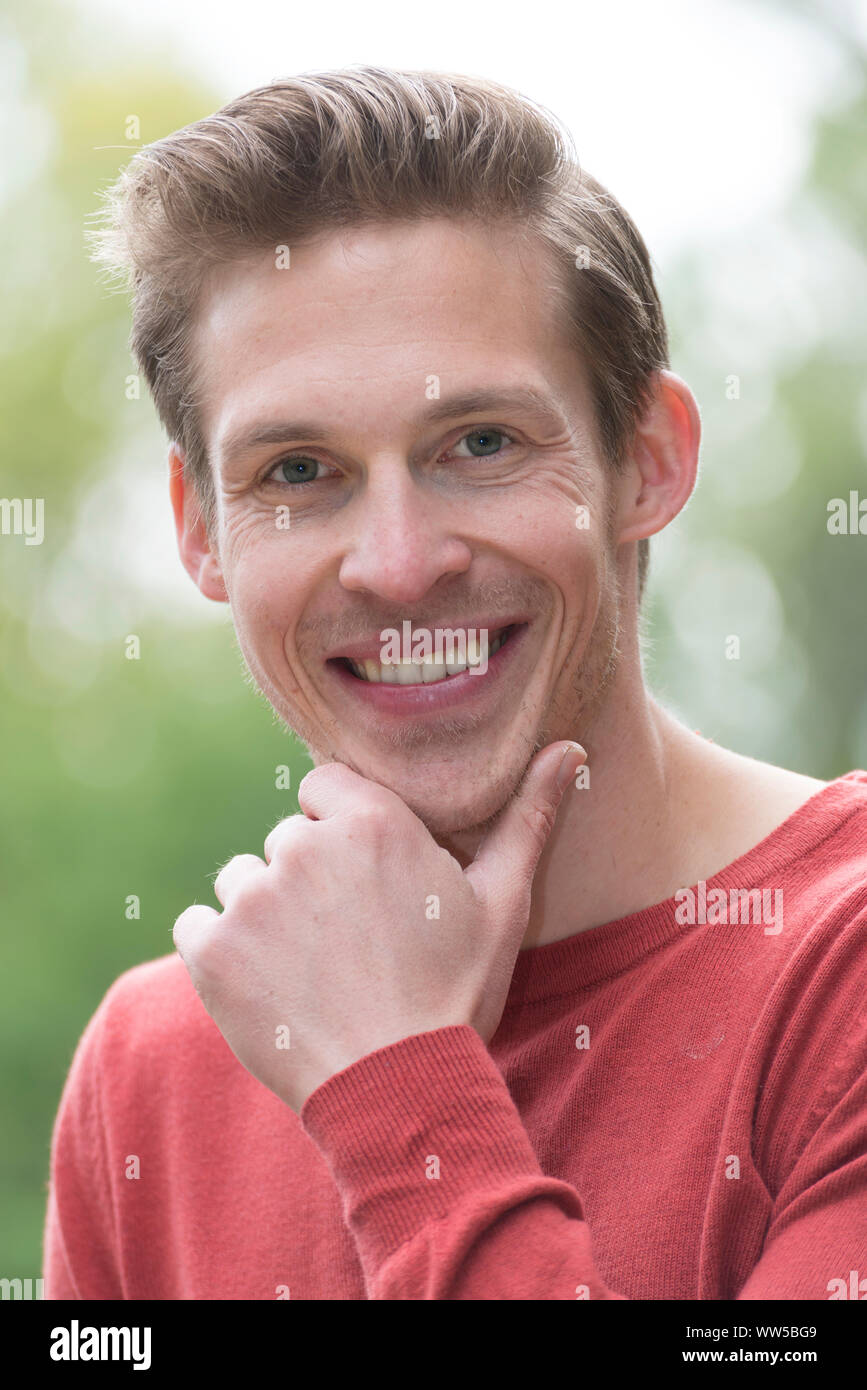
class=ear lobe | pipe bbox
[168,444,229,603]
[616,369,701,546]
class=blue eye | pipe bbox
[454,429,511,457]
[267,428,513,486]
[273,457,324,484]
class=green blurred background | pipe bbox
[1,0,865,1279]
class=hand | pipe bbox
[173,742,586,1112]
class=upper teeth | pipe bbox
[347,630,507,684]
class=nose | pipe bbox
[338,459,472,604]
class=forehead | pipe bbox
[191,216,589,448]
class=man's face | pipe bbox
[189,217,626,836]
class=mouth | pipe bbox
[334,623,518,685]
[324,621,529,715]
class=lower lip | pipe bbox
[326,624,528,715]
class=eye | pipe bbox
[450,428,514,459]
[267,455,337,486]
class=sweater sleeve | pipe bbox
[43,989,124,1300]
[301,1018,867,1301]
[300,1024,628,1300]
[735,1015,867,1300]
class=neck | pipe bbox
[525,671,686,947]
[441,644,717,948]
[525,652,694,947]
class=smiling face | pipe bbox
[181,216,634,836]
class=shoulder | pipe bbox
[96,951,205,1034]
[776,769,867,905]
[70,952,226,1088]
[748,774,867,1123]
[708,750,867,908]
[756,768,867,965]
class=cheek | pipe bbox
[493,455,608,559]
[513,492,607,643]
[493,485,605,600]
[221,527,311,662]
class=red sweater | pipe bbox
[44,772,867,1300]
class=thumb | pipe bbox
[465,741,586,910]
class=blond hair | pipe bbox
[92,65,669,595]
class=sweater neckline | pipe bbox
[505,770,867,1005]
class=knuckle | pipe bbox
[176,915,224,976]
[521,801,556,842]
[174,903,211,937]
[352,802,391,836]
[265,814,306,858]
[225,877,263,913]
[213,852,243,883]
[192,933,229,986]
[299,762,343,794]
[172,908,192,945]
[267,814,300,839]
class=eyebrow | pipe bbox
[217,387,568,467]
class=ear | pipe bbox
[615,369,701,547]
[168,444,228,603]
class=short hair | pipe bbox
[92,65,670,598]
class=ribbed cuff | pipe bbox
[299,1024,547,1269]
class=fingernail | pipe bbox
[556,742,587,791]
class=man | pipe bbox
[44,65,867,1300]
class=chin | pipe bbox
[390,763,524,839]
[288,714,538,832]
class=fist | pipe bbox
[173,745,585,1110]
